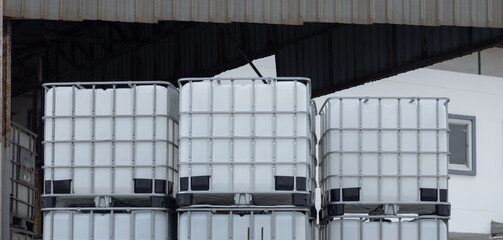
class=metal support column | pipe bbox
[0,12,12,240]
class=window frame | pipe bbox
[448,114,476,176]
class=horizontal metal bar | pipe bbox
[179,111,310,115]
[43,165,178,172]
[319,175,448,185]
[11,122,38,138]
[179,161,310,166]
[177,206,310,212]
[9,197,36,208]
[327,214,450,219]
[319,97,450,115]
[323,201,450,206]
[41,194,170,198]
[43,114,178,120]
[43,81,176,88]
[10,143,36,155]
[321,150,448,155]
[321,174,449,178]
[41,207,173,212]
[178,77,311,88]
[43,139,178,145]
[323,127,448,131]
[179,136,310,140]
[10,178,37,190]
[177,190,310,194]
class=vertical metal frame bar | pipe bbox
[435,99,440,203]
[416,99,421,201]
[358,98,362,191]
[111,84,116,194]
[110,209,114,239]
[90,210,94,239]
[70,85,76,195]
[51,86,56,195]
[150,210,155,239]
[230,79,235,191]
[209,80,214,191]
[378,98,382,202]
[91,85,96,194]
[272,79,277,192]
[293,79,298,191]
[397,98,402,202]
[338,98,343,202]
[152,83,158,194]
[251,79,256,191]
[131,84,137,190]
[187,81,194,192]
[70,210,74,239]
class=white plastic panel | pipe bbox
[319,97,449,203]
[43,209,175,240]
[179,210,312,240]
[43,82,179,197]
[178,78,314,193]
[321,217,448,240]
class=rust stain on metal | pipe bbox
[1,22,10,148]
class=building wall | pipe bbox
[313,68,503,238]
[430,47,503,78]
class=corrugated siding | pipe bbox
[276,24,503,97]
[14,20,502,97]
[4,0,503,28]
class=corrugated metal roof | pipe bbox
[276,24,503,97]
[11,20,503,97]
[4,0,503,28]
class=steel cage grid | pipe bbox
[42,81,179,199]
[177,77,316,196]
[318,97,450,207]
[10,122,37,231]
[177,206,313,240]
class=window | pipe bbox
[448,114,476,175]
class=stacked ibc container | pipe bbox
[177,77,317,240]
[319,97,450,240]
[41,82,178,240]
[10,122,37,240]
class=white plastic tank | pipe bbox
[10,122,36,222]
[178,77,314,195]
[319,97,449,204]
[178,208,312,240]
[320,215,448,240]
[43,208,175,240]
[43,82,179,197]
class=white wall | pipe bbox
[313,68,503,238]
[429,47,503,78]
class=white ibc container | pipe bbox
[43,208,175,240]
[321,215,448,240]
[178,78,313,197]
[43,82,179,198]
[319,97,449,205]
[10,122,36,223]
[179,208,312,240]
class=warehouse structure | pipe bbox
[0,0,503,238]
